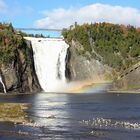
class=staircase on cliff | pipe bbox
[113,61,140,90]
[119,61,140,79]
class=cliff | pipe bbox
[63,23,140,89]
[0,23,41,93]
[66,40,112,82]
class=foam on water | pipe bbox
[80,118,140,130]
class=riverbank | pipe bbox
[0,103,31,124]
[108,89,140,94]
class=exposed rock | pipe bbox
[1,65,17,92]
[66,40,112,81]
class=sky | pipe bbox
[0,0,140,36]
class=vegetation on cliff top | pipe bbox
[0,23,30,66]
[62,23,140,71]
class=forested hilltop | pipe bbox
[62,23,140,72]
[0,23,28,65]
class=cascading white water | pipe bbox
[0,75,6,93]
[25,37,69,92]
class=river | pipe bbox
[0,92,140,140]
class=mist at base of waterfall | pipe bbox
[39,80,111,94]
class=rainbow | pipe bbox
[68,80,112,94]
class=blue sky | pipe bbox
[0,0,140,36]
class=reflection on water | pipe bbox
[0,92,140,139]
[31,93,71,131]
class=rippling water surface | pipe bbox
[0,92,140,140]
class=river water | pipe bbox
[0,92,140,140]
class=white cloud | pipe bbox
[0,0,7,13]
[35,3,140,29]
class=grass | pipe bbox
[0,103,31,123]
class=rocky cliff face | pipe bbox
[0,38,41,93]
[66,40,112,82]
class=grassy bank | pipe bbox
[0,103,31,123]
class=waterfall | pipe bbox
[0,75,6,93]
[25,37,69,92]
